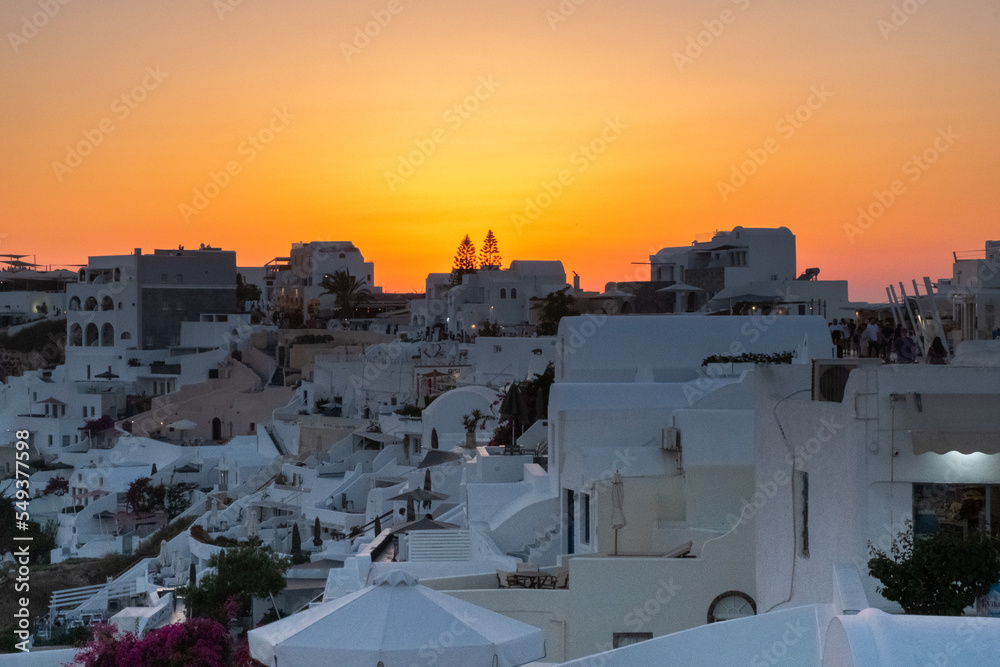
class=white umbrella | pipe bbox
[168,419,197,430]
[611,471,626,556]
[248,570,545,667]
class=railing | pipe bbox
[408,530,472,562]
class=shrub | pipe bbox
[868,520,1000,615]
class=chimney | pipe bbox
[573,271,580,291]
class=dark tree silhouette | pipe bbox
[451,234,477,285]
[533,287,579,335]
[479,229,501,269]
[320,269,371,318]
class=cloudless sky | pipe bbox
[1,0,998,300]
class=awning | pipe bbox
[912,432,1000,456]
[902,393,1000,455]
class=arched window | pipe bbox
[69,296,81,311]
[499,288,506,299]
[85,323,99,346]
[120,331,131,340]
[84,297,98,311]
[69,323,82,346]
[101,296,114,311]
[78,269,86,282]
[510,288,517,299]
[100,323,114,347]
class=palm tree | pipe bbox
[320,269,371,319]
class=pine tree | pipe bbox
[479,229,501,269]
[451,234,478,285]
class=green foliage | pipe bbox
[868,520,1000,615]
[82,415,115,435]
[701,351,795,366]
[479,229,501,269]
[186,542,291,623]
[519,362,555,422]
[0,318,65,354]
[164,483,192,520]
[462,409,491,433]
[125,477,165,514]
[476,320,502,337]
[451,234,477,285]
[236,272,261,310]
[394,404,422,418]
[319,269,371,319]
[533,287,578,336]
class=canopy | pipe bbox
[417,450,465,468]
[388,488,449,502]
[656,282,704,293]
[169,419,197,430]
[248,570,546,667]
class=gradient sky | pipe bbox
[1,0,998,301]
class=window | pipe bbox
[582,493,591,544]
[613,633,652,648]
[914,483,997,539]
[161,273,168,283]
[510,288,517,299]
[82,406,87,418]
[63,435,70,447]
[500,288,506,299]
[48,435,53,446]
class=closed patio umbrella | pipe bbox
[611,471,626,556]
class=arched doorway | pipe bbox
[212,417,222,440]
[85,323,99,346]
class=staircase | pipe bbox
[507,523,560,565]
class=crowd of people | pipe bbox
[829,317,948,364]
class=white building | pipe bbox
[444,261,567,335]
[268,242,382,319]
[649,227,853,318]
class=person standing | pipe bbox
[926,336,948,365]
[866,318,881,358]
[894,328,917,364]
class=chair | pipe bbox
[516,562,539,573]
[496,571,511,589]
[555,570,569,589]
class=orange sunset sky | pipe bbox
[1,0,998,301]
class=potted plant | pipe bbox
[461,409,491,449]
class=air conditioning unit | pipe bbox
[811,358,881,402]
[662,427,680,451]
